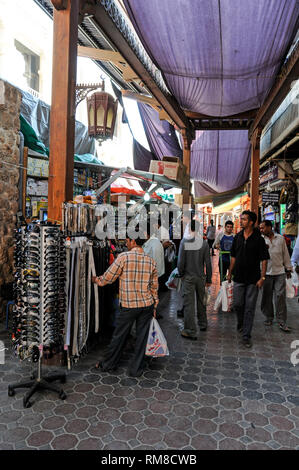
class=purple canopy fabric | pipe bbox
[191,130,251,198]
[133,138,156,172]
[138,103,182,160]
[125,0,299,116]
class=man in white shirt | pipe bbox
[143,220,165,319]
[260,220,293,332]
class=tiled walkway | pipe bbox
[0,256,299,450]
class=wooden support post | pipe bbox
[48,0,79,224]
[182,128,192,204]
[250,128,261,219]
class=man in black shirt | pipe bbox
[228,211,269,348]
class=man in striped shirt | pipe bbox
[92,233,158,377]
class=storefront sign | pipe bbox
[262,191,280,203]
[259,166,278,185]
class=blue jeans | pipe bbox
[233,282,258,340]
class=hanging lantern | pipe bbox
[87,81,118,143]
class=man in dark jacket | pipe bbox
[228,211,269,348]
[177,219,212,340]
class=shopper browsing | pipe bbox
[227,211,269,348]
[177,219,212,340]
[92,231,158,377]
[206,220,216,256]
[213,220,234,281]
[259,220,293,332]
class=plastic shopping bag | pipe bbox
[145,318,169,357]
[214,289,222,311]
[221,280,234,312]
[203,287,211,306]
[165,268,181,291]
[286,278,295,298]
[291,271,299,288]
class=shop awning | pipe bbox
[212,192,248,214]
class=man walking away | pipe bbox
[92,231,158,377]
[177,219,212,340]
[214,220,234,282]
[206,220,216,256]
[228,211,269,348]
[260,220,293,332]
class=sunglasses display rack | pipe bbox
[9,222,67,408]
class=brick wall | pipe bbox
[0,79,21,287]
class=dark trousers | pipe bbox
[219,258,230,283]
[261,274,287,324]
[208,239,215,255]
[102,303,154,376]
[233,282,259,340]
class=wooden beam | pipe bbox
[121,90,160,107]
[250,128,262,217]
[78,45,124,63]
[186,109,259,120]
[48,0,79,224]
[249,40,299,138]
[91,2,190,130]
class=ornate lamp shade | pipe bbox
[87,92,118,141]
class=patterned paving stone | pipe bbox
[219,397,242,409]
[27,431,53,447]
[246,426,272,443]
[164,431,190,449]
[219,410,242,423]
[193,418,217,434]
[77,438,102,450]
[138,429,164,445]
[245,413,269,427]
[65,419,89,434]
[105,397,127,409]
[219,438,246,450]
[120,411,143,425]
[154,390,175,401]
[196,407,218,419]
[42,416,66,430]
[88,422,112,437]
[0,410,22,424]
[144,414,168,428]
[54,404,76,416]
[191,435,217,450]
[270,416,294,431]
[149,401,172,414]
[127,399,148,411]
[112,425,138,441]
[219,423,244,439]
[168,416,192,432]
[267,404,290,416]
[273,431,299,447]
[73,383,93,393]
[2,427,29,443]
[51,434,78,450]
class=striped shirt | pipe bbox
[96,247,159,309]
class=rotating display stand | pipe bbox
[9,223,67,408]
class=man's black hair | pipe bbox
[262,219,273,228]
[225,220,234,227]
[190,219,196,232]
[126,223,146,246]
[210,219,214,226]
[242,210,257,225]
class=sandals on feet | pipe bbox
[279,324,291,333]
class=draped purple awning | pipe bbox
[138,103,182,160]
[133,138,156,172]
[125,0,299,116]
[191,130,251,198]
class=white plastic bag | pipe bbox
[221,280,234,312]
[286,278,295,298]
[145,318,169,357]
[291,271,299,288]
[214,289,222,311]
[165,268,181,291]
[203,287,211,306]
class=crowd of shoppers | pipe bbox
[92,211,298,376]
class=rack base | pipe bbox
[8,372,67,408]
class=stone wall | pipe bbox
[0,80,21,288]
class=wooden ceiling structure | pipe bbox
[34,0,299,221]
